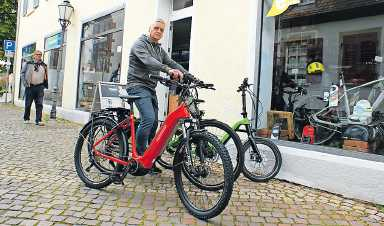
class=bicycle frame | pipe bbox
[92,102,191,169]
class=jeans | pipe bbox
[24,84,44,123]
[127,86,158,155]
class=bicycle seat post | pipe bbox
[129,101,134,113]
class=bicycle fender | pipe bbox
[79,116,118,134]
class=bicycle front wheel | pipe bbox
[242,137,282,182]
[159,119,244,182]
[173,131,234,220]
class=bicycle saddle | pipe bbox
[119,94,141,101]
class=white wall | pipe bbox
[277,145,384,205]
[188,0,253,125]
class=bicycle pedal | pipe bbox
[110,174,124,185]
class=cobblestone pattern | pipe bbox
[0,104,383,226]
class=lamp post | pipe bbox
[50,0,74,119]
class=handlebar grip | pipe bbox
[242,78,248,85]
[149,74,166,81]
[183,73,199,83]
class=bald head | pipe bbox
[149,19,166,43]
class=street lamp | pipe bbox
[50,0,74,119]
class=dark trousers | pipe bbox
[127,86,159,155]
[24,85,44,123]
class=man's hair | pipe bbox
[149,18,166,31]
[154,18,166,25]
[33,50,42,55]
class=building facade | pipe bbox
[14,0,384,204]
[14,0,257,123]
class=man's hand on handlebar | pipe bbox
[168,69,184,80]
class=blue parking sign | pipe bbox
[3,40,16,52]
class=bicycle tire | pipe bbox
[173,131,234,220]
[158,119,244,182]
[74,117,127,189]
[242,137,282,182]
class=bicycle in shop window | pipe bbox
[292,66,384,149]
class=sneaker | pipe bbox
[24,120,31,124]
[149,165,162,175]
[35,122,45,126]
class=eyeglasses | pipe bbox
[35,54,42,56]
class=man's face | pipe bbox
[33,51,42,61]
[149,21,165,42]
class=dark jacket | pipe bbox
[20,61,48,89]
[127,34,187,92]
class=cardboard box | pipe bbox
[343,139,377,153]
[168,94,179,114]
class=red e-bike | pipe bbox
[74,75,234,219]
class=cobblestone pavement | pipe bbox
[0,104,383,226]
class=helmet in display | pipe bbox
[307,61,325,75]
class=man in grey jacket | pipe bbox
[21,50,48,126]
[127,19,188,173]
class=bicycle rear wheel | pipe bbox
[173,131,234,220]
[242,137,282,182]
[74,117,127,189]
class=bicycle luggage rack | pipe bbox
[90,81,130,119]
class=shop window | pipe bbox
[260,0,384,155]
[23,0,28,16]
[33,0,39,8]
[19,43,36,99]
[23,0,38,16]
[173,0,193,11]
[341,31,379,85]
[77,9,124,111]
[44,32,66,107]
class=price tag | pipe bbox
[375,56,383,63]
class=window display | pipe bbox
[262,0,384,155]
[44,32,66,107]
[77,9,124,111]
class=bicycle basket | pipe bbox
[91,82,129,114]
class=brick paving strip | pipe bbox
[0,104,383,226]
